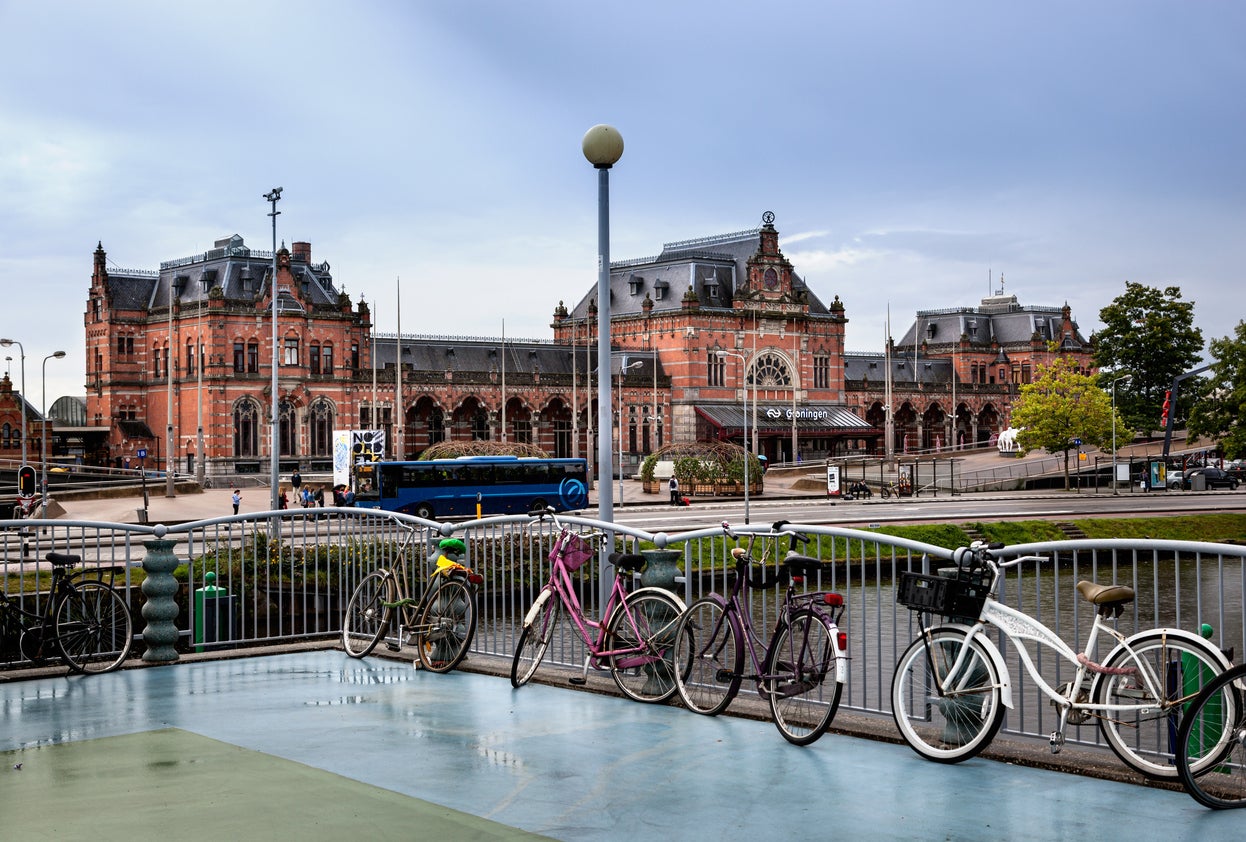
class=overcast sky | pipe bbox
[2,1,1243,402]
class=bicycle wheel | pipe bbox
[1093,630,1229,779]
[416,578,477,673]
[511,589,561,688]
[54,581,133,674]
[674,595,743,716]
[892,627,1004,763]
[342,571,393,658]
[605,588,684,703]
[765,610,842,746]
[1177,663,1246,809]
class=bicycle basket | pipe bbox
[552,532,596,572]
[896,570,989,620]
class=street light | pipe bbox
[1111,374,1132,496]
[583,124,623,527]
[617,359,643,503]
[717,350,751,524]
[196,277,207,486]
[264,186,283,510]
[41,350,66,510]
[0,338,27,466]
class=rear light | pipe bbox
[837,631,848,651]
[793,576,805,585]
[823,592,844,607]
[467,573,484,586]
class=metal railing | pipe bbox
[3,510,1243,755]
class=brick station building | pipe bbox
[81,215,1092,481]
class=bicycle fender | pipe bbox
[1098,627,1233,684]
[522,587,554,628]
[625,586,686,612]
[929,622,1014,710]
[831,629,850,685]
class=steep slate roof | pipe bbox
[895,293,1088,351]
[843,352,954,388]
[565,227,836,320]
[149,235,339,310]
[371,336,663,381]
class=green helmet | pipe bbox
[438,538,467,557]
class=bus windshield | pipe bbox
[357,456,589,520]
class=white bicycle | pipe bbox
[892,541,1234,779]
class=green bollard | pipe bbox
[1180,623,1223,760]
[193,572,229,653]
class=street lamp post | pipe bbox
[1111,374,1132,496]
[582,124,624,527]
[196,277,207,486]
[41,350,66,510]
[617,359,643,503]
[717,350,751,524]
[264,187,283,510]
[0,338,27,466]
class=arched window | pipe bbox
[233,399,259,457]
[751,352,792,387]
[309,398,333,456]
[279,400,298,456]
[471,409,490,440]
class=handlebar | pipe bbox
[958,541,1049,573]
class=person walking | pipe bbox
[231,489,241,515]
[668,475,680,507]
[291,467,302,493]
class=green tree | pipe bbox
[1092,282,1203,435]
[1186,321,1246,460]
[1013,357,1120,490]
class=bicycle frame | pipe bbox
[924,560,1222,718]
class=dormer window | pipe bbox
[654,281,669,301]
[628,276,643,295]
[705,282,719,299]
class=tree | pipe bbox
[1012,357,1120,490]
[1186,321,1246,460]
[1092,282,1203,435]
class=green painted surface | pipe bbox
[1,728,547,841]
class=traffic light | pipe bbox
[1159,390,1172,429]
[17,465,36,498]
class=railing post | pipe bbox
[141,537,181,663]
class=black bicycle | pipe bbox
[0,552,135,673]
[1176,661,1246,809]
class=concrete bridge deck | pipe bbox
[1,649,1239,841]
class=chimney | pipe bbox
[292,242,311,263]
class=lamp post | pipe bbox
[582,124,623,526]
[264,187,283,510]
[41,350,66,510]
[1111,374,1131,496]
[617,359,643,503]
[0,338,27,466]
[717,350,751,524]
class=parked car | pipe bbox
[1225,460,1246,481]
[1170,467,1240,490]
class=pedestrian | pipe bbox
[231,489,241,515]
[301,487,313,508]
[279,490,289,509]
[291,467,302,493]
[344,487,356,507]
[313,485,325,507]
[669,475,680,507]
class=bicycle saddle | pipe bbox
[1075,580,1135,606]
[608,552,646,572]
[781,554,825,576]
[45,552,82,567]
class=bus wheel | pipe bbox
[529,498,548,514]
[415,503,434,520]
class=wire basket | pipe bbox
[552,532,597,572]
[896,570,990,620]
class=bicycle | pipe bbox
[0,552,134,674]
[892,540,1232,779]
[879,479,911,499]
[672,520,848,745]
[510,508,686,702]
[341,524,482,673]
[1176,661,1246,808]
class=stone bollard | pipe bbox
[638,548,684,698]
[141,538,181,663]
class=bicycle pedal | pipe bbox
[568,676,587,686]
[385,642,401,652]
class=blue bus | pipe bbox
[354,456,589,519]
